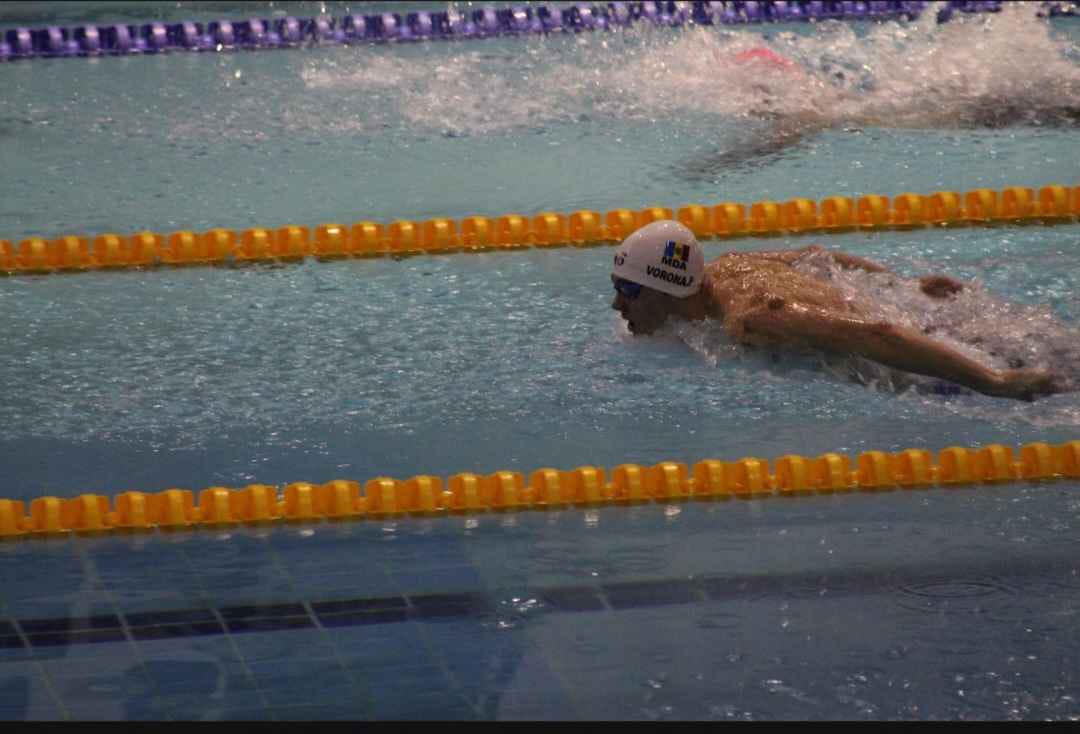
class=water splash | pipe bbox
[293,3,1079,138]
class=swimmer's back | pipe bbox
[705,254,857,313]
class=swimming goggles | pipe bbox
[613,277,643,300]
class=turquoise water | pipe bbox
[1,1,1079,721]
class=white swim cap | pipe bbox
[612,220,704,298]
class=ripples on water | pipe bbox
[2,234,1078,447]
[32,3,1066,143]
[296,2,1079,137]
[3,4,1076,196]
[2,3,1080,723]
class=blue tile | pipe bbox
[249,665,355,707]
[262,686,361,710]
[5,595,117,622]
[262,702,371,721]
[108,700,176,721]
[2,556,82,586]
[455,645,567,709]
[247,656,350,686]
[495,685,573,709]
[140,657,255,693]
[495,702,573,720]
[0,638,29,658]
[369,690,480,721]
[329,625,436,671]
[4,581,106,604]
[155,688,267,721]
[136,637,240,665]
[352,663,451,693]
[0,700,67,721]
[89,560,193,592]
[110,590,209,616]
[0,664,44,682]
[210,706,275,721]
[0,707,52,722]
[181,534,274,563]
[0,667,48,721]
[56,698,131,721]
[39,646,140,678]
[390,566,487,595]
[198,581,299,608]
[416,616,497,647]
[228,628,338,663]
[34,634,137,669]
[289,570,402,599]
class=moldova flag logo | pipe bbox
[663,241,690,263]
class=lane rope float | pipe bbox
[3,1,1065,63]
[1,440,1077,541]
[2,183,1077,276]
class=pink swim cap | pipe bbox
[732,46,797,70]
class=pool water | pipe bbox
[1,1,1079,721]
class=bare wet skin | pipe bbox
[613,248,1068,401]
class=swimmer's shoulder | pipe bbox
[706,252,793,274]
[705,254,749,281]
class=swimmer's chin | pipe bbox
[624,319,654,336]
[619,317,672,338]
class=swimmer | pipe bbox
[686,44,1080,176]
[610,220,1065,401]
[723,45,1080,130]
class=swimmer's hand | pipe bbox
[991,368,1064,401]
[919,275,964,299]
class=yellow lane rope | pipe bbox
[2,184,1077,275]
[2,440,1077,540]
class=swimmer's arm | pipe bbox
[734,301,1060,400]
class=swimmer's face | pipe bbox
[611,275,680,335]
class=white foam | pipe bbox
[289,4,1080,137]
